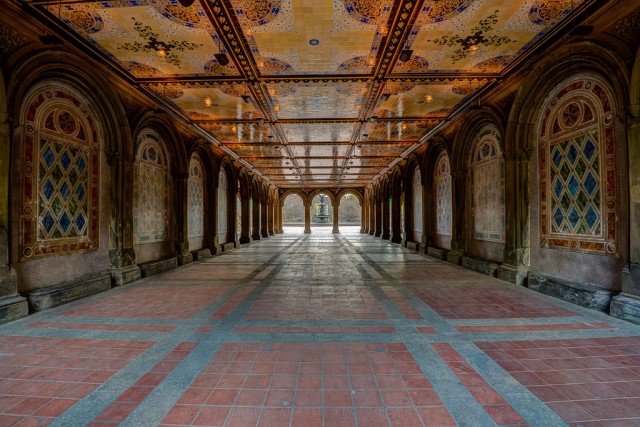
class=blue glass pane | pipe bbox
[42,211,55,233]
[59,212,71,232]
[60,151,72,170]
[567,176,580,197]
[59,182,71,201]
[584,172,597,196]
[552,147,563,168]
[42,179,55,201]
[553,207,564,229]
[76,155,86,172]
[42,146,56,168]
[585,206,598,229]
[553,178,564,198]
[583,137,596,161]
[568,207,580,228]
[74,213,86,232]
[567,144,578,165]
[75,183,86,201]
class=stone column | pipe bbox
[0,101,28,324]
[304,201,311,234]
[446,172,466,265]
[239,195,252,244]
[381,197,391,240]
[390,193,402,244]
[374,199,382,237]
[332,202,340,234]
[360,201,365,234]
[496,139,533,286]
[369,200,375,235]
[611,95,640,323]
[173,173,193,265]
[260,201,269,238]
[252,198,261,240]
[267,203,275,235]
[108,145,140,286]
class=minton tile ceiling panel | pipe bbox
[297,158,345,168]
[200,122,273,144]
[360,121,435,143]
[353,143,413,157]
[164,85,264,121]
[394,0,586,74]
[230,0,394,75]
[268,82,369,119]
[373,81,483,118]
[288,144,351,158]
[222,144,283,158]
[281,123,355,143]
[48,0,239,78]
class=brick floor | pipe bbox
[0,230,638,426]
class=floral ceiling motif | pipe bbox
[36,0,587,188]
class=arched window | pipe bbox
[471,126,505,242]
[539,77,617,255]
[188,153,205,250]
[412,168,423,241]
[435,152,452,236]
[134,130,168,244]
[20,87,100,259]
[217,169,228,244]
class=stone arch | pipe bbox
[307,189,336,206]
[404,156,423,244]
[132,114,188,178]
[508,45,629,289]
[626,46,640,286]
[217,165,230,245]
[280,189,308,206]
[336,189,363,206]
[10,73,114,291]
[455,116,507,263]
[7,55,132,291]
[433,151,453,250]
[187,152,206,251]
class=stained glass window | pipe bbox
[435,152,452,236]
[134,131,168,244]
[471,126,505,242]
[188,154,205,240]
[539,78,617,254]
[20,88,100,259]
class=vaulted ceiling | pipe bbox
[28,0,589,189]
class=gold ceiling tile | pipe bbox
[167,85,265,123]
[281,123,355,143]
[360,121,434,142]
[288,144,350,158]
[268,82,368,119]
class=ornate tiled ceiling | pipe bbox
[30,0,588,188]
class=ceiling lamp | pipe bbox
[178,0,195,6]
[399,49,413,62]
[215,53,229,66]
[203,96,212,107]
[425,95,433,103]
[153,42,168,57]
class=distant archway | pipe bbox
[338,191,361,225]
[311,193,333,231]
[282,193,305,230]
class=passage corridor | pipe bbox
[1,231,640,426]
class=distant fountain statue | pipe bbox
[313,194,330,223]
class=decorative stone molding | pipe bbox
[528,272,616,313]
[0,24,28,56]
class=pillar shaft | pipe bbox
[173,173,192,265]
[252,199,261,240]
[332,203,340,234]
[239,196,252,244]
[304,203,311,234]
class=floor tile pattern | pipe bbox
[0,228,639,426]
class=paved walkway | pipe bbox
[1,231,640,426]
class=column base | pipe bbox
[427,246,448,260]
[390,235,402,244]
[239,236,252,244]
[191,248,212,261]
[110,265,141,287]
[332,228,339,234]
[611,293,640,325]
[622,263,640,295]
[0,294,28,325]
[528,272,615,313]
[140,257,178,278]
[446,250,463,265]
[24,271,112,313]
[462,256,499,277]
[496,264,529,287]
[381,233,390,240]
[252,234,261,241]
[177,252,193,266]
[304,229,311,234]
[261,232,269,238]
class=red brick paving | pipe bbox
[246,286,387,320]
[411,285,576,319]
[210,286,256,320]
[62,286,230,319]
[235,326,395,334]
[161,342,455,426]
[94,342,197,424]
[432,343,527,426]
[380,286,422,319]
[28,322,175,332]
[477,336,640,425]
[0,336,154,426]
[456,322,613,333]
